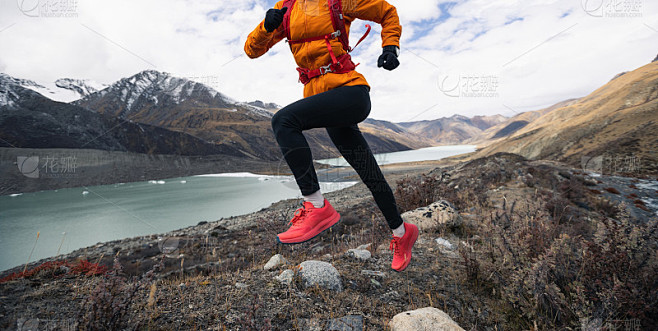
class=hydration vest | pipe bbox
[281,0,371,84]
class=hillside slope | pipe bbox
[470,61,658,175]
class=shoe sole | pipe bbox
[392,227,419,272]
[276,212,341,245]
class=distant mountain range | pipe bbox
[398,114,508,144]
[4,55,654,174]
[3,71,458,160]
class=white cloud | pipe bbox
[0,0,656,122]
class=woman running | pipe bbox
[244,0,418,271]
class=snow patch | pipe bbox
[641,197,658,216]
[637,179,658,191]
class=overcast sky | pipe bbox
[1,0,656,122]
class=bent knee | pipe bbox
[271,108,300,134]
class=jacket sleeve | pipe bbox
[345,0,401,48]
[244,1,287,59]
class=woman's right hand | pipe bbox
[264,7,288,33]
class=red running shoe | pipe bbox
[390,223,419,272]
[276,199,340,244]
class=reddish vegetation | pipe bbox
[0,259,106,283]
[629,193,639,198]
[589,189,602,194]
[636,204,650,212]
[605,187,621,194]
[629,184,638,189]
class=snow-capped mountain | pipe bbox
[75,70,243,118]
[0,73,107,103]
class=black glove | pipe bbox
[377,45,400,71]
[264,7,288,33]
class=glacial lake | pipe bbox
[0,145,476,272]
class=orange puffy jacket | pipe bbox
[244,0,401,98]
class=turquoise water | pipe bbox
[0,174,355,272]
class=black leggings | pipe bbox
[271,85,404,230]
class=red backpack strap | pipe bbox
[328,0,350,51]
[281,0,296,41]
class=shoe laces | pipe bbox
[290,205,312,227]
[390,236,401,255]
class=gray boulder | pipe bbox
[298,260,343,292]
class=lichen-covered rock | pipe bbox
[401,200,459,231]
[298,260,342,292]
[389,307,464,331]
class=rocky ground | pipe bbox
[1,153,656,330]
